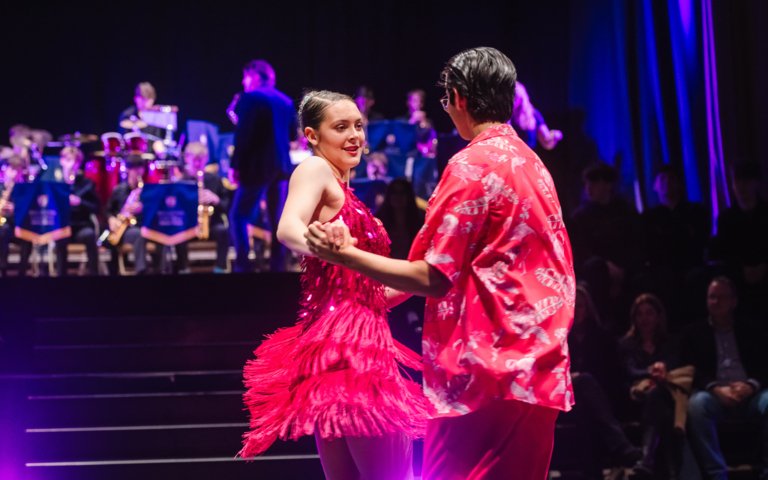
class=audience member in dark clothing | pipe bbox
[710,161,768,318]
[374,178,426,356]
[640,165,711,328]
[643,165,710,272]
[619,293,682,479]
[562,283,641,479]
[681,276,768,480]
[375,178,424,260]
[568,162,644,333]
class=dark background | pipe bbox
[0,0,765,215]
[0,1,568,137]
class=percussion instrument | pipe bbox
[119,116,148,131]
[85,156,122,206]
[100,132,124,158]
[59,132,98,146]
[145,159,177,184]
[124,132,149,154]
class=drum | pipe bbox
[123,132,148,154]
[85,156,122,206]
[145,159,177,184]
[100,132,124,158]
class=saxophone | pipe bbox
[97,181,143,246]
[196,170,214,240]
[0,175,15,227]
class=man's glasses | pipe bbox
[440,95,449,111]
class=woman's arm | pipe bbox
[276,157,333,256]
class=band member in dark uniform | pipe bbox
[103,156,157,275]
[173,142,230,273]
[0,154,32,276]
[54,146,100,276]
[118,82,166,140]
[229,59,297,272]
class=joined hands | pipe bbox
[305,219,357,264]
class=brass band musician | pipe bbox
[53,146,100,276]
[104,156,161,275]
[172,142,230,273]
[0,154,32,276]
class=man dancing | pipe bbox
[307,47,575,480]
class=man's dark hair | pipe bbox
[243,59,275,84]
[354,85,375,100]
[655,163,683,180]
[731,160,762,181]
[582,161,618,183]
[438,47,517,123]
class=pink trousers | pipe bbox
[423,399,559,480]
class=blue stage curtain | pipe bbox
[568,0,716,214]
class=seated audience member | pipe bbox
[374,178,424,260]
[54,146,100,276]
[619,293,683,479]
[0,155,32,276]
[642,165,710,329]
[568,161,644,333]
[710,161,768,318]
[563,283,641,478]
[681,276,768,480]
[172,142,230,273]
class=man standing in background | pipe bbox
[229,59,297,272]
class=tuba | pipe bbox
[97,181,143,246]
[196,170,213,240]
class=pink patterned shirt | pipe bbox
[409,123,575,417]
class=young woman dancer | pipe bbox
[238,90,430,480]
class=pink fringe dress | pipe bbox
[239,182,431,458]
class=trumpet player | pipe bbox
[173,142,230,273]
[0,154,32,276]
[54,146,100,276]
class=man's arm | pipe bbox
[306,221,451,298]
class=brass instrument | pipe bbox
[0,175,15,227]
[196,170,213,240]
[97,181,143,246]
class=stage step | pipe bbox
[0,274,311,479]
[0,370,244,395]
[22,455,325,480]
[25,390,246,427]
[24,425,315,463]
[31,342,257,373]
[34,313,281,346]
